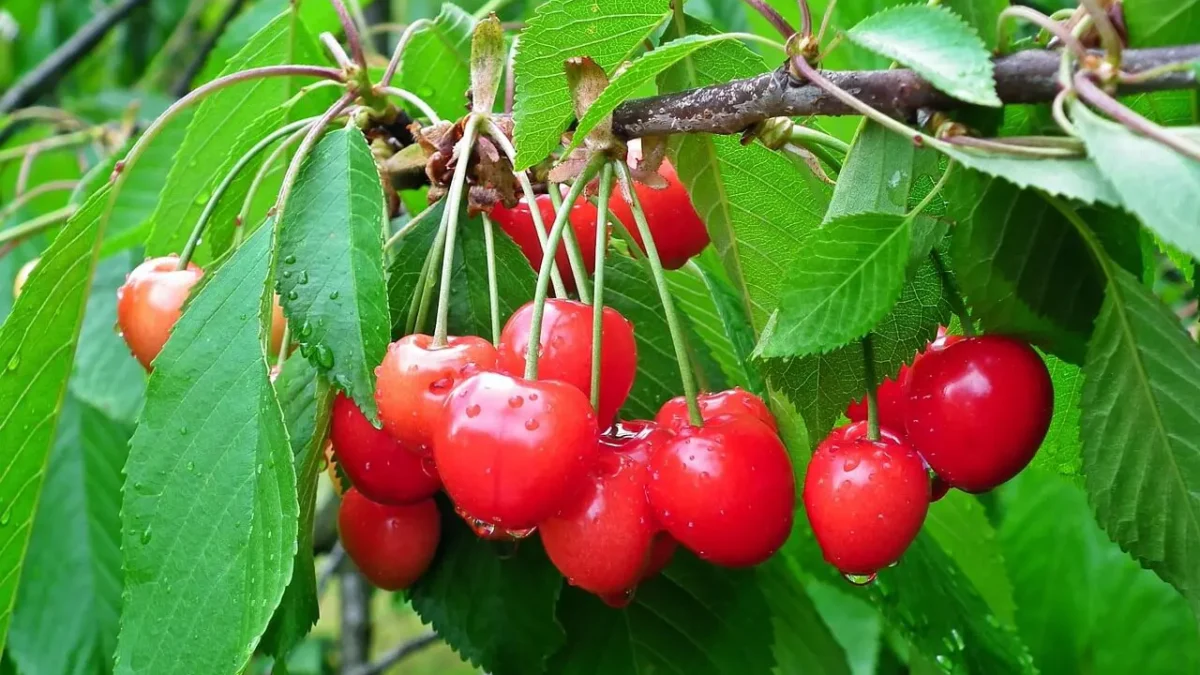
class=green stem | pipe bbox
[0,180,77,221]
[0,205,76,246]
[408,207,451,335]
[613,160,702,426]
[472,0,511,18]
[386,200,443,249]
[789,124,851,153]
[905,160,955,219]
[590,163,615,411]
[0,128,100,164]
[237,125,310,235]
[482,212,502,345]
[177,117,321,269]
[432,114,482,346]
[524,156,606,380]
[862,334,880,441]
[545,184,593,304]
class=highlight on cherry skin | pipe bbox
[337,488,441,591]
[656,387,777,434]
[329,393,441,505]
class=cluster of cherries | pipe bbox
[803,329,1054,581]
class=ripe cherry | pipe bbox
[433,371,599,529]
[329,393,440,505]
[338,488,441,591]
[269,296,288,357]
[608,150,709,270]
[845,370,910,435]
[803,422,930,575]
[490,193,604,292]
[497,299,636,427]
[117,255,204,370]
[375,334,498,454]
[597,535,678,608]
[12,258,37,299]
[904,335,1053,493]
[647,415,794,567]
[655,388,776,434]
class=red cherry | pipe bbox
[489,193,604,292]
[655,388,776,434]
[375,334,498,454]
[904,335,1053,492]
[608,154,709,270]
[803,422,930,575]
[337,489,441,591]
[433,371,599,529]
[497,299,636,427]
[646,415,794,567]
[116,255,204,370]
[269,295,288,358]
[600,419,674,465]
[596,533,678,608]
[845,370,910,435]
[330,393,441,505]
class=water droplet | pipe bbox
[842,457,859,471]
[950,628,964,650]
[313,344,334,369]
[297,271,309,285]
[140,526,153,545]
[508,395,524,408]
[283,255,296,264]
[0,505,11,526]
[843,572,876,586]
[179,426,188,436]
[429,377,454,394]
[286,290,299,301]
[299,322,313,338]
[256,463,264,475]
[193,191,211,206]
[282,270,292,279]
[186,461,195,472]
[6,354,18,371]
[528,393,538,401]
[329,290,340,300]
[465,404,481,418]
[525,418,540,431]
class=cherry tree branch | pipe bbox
[610,45,1200,138]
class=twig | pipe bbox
[339,563,373,674]
[0,0,152,113]
[170,0,249,96]
[317,542,346,597]
[346,633,440,675]
[329,0,368,70]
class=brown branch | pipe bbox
[611,45,1200,138]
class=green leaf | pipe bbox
[513,0,671,169]
[278,128,389,420]
[942,0,1009,48]
[1034,353,1084,477]
[408,517,565,675]
[1072,102,1200,262]
[805,580,882,675]
[261,354,334,659]
[826,121,915,221]
[667,254,756,392]
[386,203,445,337]
[7,399,130,675]
[451,211,536,340]
[923,492,1016,626]
[399,5,475,121]
[144,11,323,265]
[1124,0,1200,46]
[934,140,1121,207]
[0,186,112,654]
[846,4,1000,107]
[1001,470,1200,674]
[569,33,741,153]
[755,214,910,359]
[116,225,296,675]
[550,553,777,675]
[759,559,853,675]
[1080,263,1200,619]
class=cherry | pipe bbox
[489,192,604,292]
[117,255,204,370]
[12,258,37,299]
[655,388,776,434]
[497,299,636,427]
[375,333,498,454]
[269,296,288,358]
[329,393,440,505]
[646,415,794,567]
[433,371,599,529]
[597,535,678,608]
[607,151,709,270]
[904,335,1053,493]
[803,422,930,575]
[845,369,910,435]
[338,488,440,591]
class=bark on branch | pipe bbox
[610,45,1200,138]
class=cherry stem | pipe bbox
[320,32,356,70]
[1078,0,1122,67]
[545,184,593,304]
[1074,71,1200,162]
[797,0,813,37]
[613,160,703,427]
[380,19,431,88]
[741,0,796,40]
[375,86,442,124]
[997,6,1086,59]
[0,180,77,222]
[236,124,314,247]
[0,128,100,165]
[177,117,323,269]
[929,248,974,337]
[328,0,368,70]
[273,94,356,231]
[481,118,568,298]
[482,212,502,345]
[523,156,605,381]
[0,205,76,246]
[385,199,443,249]
[862,334,881,442]
[589,163,615,412]
[409,207,451,335]
[432,114,482,347]
[504,36,518,114]
[0,106,88,133]
[816,0,837,44]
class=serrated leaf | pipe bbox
[668,254,755,392]
[408,516,565,675]
[1072,101,1200,262]
[923,492,1016,626]
[513,0,671,169]
[759,559,852,675]
[116,225,296,675]
[827,121,914,221]
[1080,263,1200,619]
[1001,470,1200,674]
[399,5,475,121]
[569,33,741,154]
[934,140,1122,207]
[550,553,777,675]
[805,580,882,675]
[7,399,130,675]
[451,212,536,340]
[0,186,112,654]
[1035,353,1084,477]
[942,0,1009,47]
[278,128,389,420]
[846,4,1000,107]
[1124,0,1200,47]
[144,11,323,265]
[386,203,445,337]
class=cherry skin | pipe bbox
[597,534,678,608]
[600,419,675,465]
[608,153,709,270]
[845,369,910,435]
[655,388,777,435]
[375,333,498,454]
[497,299,636,427]
[489,193,604,292]
[646,415,794,567]
[904,335,1053,493]
[338,488,441,591]
[433,371,600,529]
[803,422,930,575]
[117,255,204,370]
[329,393,441,505]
